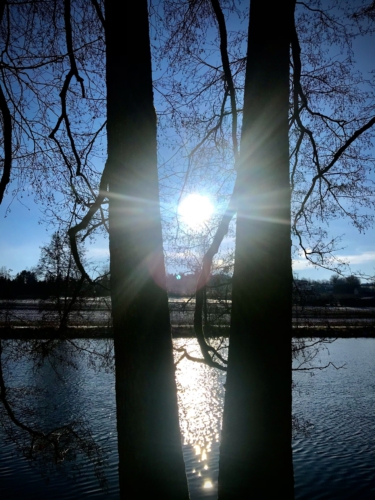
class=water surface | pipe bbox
[0,338,374,499]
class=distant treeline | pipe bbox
[0,269,110,299]
[1,268,374,307]
[294,276,375,307]
[0,268,232,300]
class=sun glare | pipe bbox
[178,194,213,229]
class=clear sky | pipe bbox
[0,1,374,282]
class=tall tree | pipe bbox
[0,0,189,496]
[105,1,188,497]
[218,1,295,497]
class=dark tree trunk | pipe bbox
[218,1,295,498]
[105,2,189,497]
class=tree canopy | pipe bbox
[1,1,374,279]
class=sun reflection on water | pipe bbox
[174,338,227,497]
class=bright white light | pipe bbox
[203,480,213,489]
[178,194,213,229]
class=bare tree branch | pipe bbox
[64,0,85,98]
[191,0,241,364]
[210,0,239,163]
[293,115,375,229]
[0,2,12,205]
[174,346,227,371]
[0,82,12,204]
[193,181,237,364]
[293,361,346,371]
[68,165,110,281]
[90,0,105,29]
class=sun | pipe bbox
[178,194,214,229]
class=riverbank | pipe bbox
[1,300,375,338]
[1,323,375,339]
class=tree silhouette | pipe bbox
[217,0,295,496]
[1,1,188,497]
[36,232,85,330]
[104,1,188,497]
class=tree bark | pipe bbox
[218,1,295,498]
[105,2,189,497]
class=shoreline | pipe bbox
[1,324,374,339]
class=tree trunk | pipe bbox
[105,2,189,497]
[218,1,295,498]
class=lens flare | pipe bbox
[178,194,213,229]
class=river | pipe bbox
[0,338,374,499]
